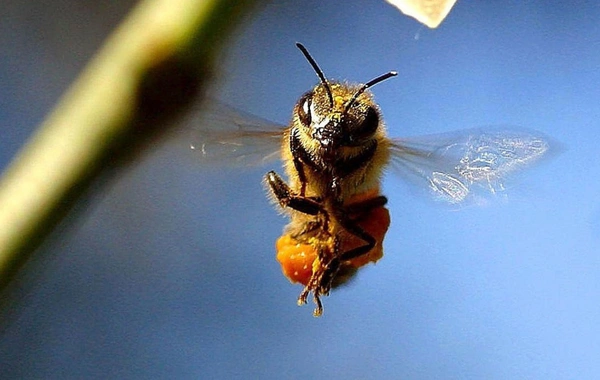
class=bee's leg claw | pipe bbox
[297,286,324,316]
[297,288,309,306]
[312,295,323,317]
[296,261,337,317]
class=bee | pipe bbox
[192,43,551,316]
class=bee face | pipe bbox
[294,82,382,158]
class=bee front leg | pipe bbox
[290,128,309,196]
[266,171,324,217]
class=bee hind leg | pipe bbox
[297,285,324,317]
[334,207,377,262]
[298,258,341,317]
[297,241,342,317]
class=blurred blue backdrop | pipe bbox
[1,1,600,378]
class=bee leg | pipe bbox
[345,195,388,216]
[297,286,324,317]
[297,238,341,317]
[291,220,322,239]
[265,171,323,216]
[298,257,340,317]
[334,196,387,261]
[290,128,309,196]
[334,207,377,262]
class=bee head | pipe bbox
[294,43,397,155]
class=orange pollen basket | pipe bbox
[275,189,391,286]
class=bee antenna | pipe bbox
[296,43,334,107]
[344,71,398,113]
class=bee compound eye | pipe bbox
[297,94,312,126]
[351,106,379,142]
[363,106,379,134]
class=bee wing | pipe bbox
[388,127,552,205]
[189,101,286,167]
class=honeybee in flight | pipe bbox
[192,43,550,316]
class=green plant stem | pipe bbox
[0,0,256,292]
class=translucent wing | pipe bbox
[189,101,286,167]
[389,127,551,204]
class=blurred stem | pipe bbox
[0,0,256,292]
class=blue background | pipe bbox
[2,1,600,378]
